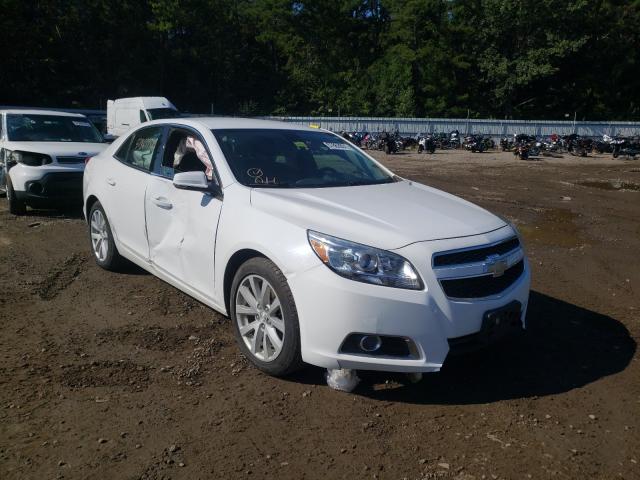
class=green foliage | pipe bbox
[0,0,637,119]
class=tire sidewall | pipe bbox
[230,257,302,376]
[89,201,119,270]
[7,176,26,215]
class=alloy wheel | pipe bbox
[235,274,285,362]
[90,209,109,262]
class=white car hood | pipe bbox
[251,180,507,250]
[4,141,107,157]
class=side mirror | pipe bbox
[103,134,116,144]
[173,171,221,197]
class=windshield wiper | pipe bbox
[345,178,396,187]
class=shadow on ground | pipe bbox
[22,206,84,219]
[288,291,636,404]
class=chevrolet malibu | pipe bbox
[83,118,530,376]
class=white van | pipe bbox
[106,97,179,137]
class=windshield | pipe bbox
[212,129,395,188]
[7,114,103,143]
[147,108,180,120]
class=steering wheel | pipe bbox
[318,167,340,177]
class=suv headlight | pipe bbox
[308,230,423,290]
[6,150,52,167]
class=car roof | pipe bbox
[162,116,317,132]
[0,109,86,118]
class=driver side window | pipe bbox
[160,128,216,182]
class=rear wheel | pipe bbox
[89,201,126,271]
[230,257,302,376]
[7,177,26,215]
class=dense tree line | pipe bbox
[1,0,638,119]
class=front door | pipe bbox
[145,127,223,299]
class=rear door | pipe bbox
[145,126,223,299]
[103,126,164,261]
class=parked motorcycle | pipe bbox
[612,135,640,159]
[378,132,398,154]
[500,137,513,151]
[513,134,536,160]
[563,134,593,157]
[463,135,485,153]
[449,130,461,149]
[417,135,436,154]
[593,134,613,154]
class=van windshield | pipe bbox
[147,108,180,120]
[212,129,396,188]
[6,114,103,143]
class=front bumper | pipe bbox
[289,227,531,373]
[15,172,84,205]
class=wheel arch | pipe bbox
[223,248,268,316]
[85,194,99,223]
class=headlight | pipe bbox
[307,230,423,290]
[7,150,52,166]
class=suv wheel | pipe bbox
[6,177,26,215]
[89,201,126,270]
[230,257,303,376]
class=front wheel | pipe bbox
[6,176,26,215]
[231,257,302,376]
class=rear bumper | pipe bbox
[15,172,84,205]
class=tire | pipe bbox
[0,169,6,198]
[230,257,303,376]
[88,201,126,271]
[6,176,26,215]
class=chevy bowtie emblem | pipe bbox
[485,254,508,277]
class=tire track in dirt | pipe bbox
[37,253,87,300]
[60,360,149,389]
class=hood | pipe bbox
[4,141,107,157]
[251,180,507,250]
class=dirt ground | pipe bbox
[1,149,639,480]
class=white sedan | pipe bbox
[83,118,530,376]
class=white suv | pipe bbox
[1,109,107,214]
[83,117,530,376]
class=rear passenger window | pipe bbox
[114,135,133,161]
[121,127,163,171]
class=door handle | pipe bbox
[106,178,116,186]
[152,196,173,209]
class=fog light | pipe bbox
[359,335,382,352]
[28,182,43,194]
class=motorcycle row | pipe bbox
[340,130,639,160]
[342,130,495,155]
[500,133,640,160]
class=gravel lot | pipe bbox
[1,149,638,480]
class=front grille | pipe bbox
[41,172,83,195]
[440,260,524,299]
[57,156,85,164]
[433,237,520,267]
